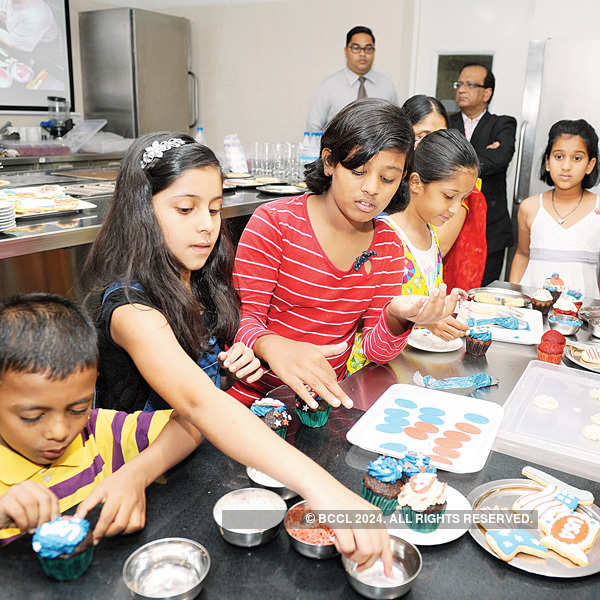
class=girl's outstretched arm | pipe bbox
[109,304,393,574]
[508,196,535,284]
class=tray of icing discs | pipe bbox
[468,478,600,577]
[457,299,543,344]
[494,361,600,482]
[346,384,504,473]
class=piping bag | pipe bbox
[466,316,529,330]
[413,371,498,391]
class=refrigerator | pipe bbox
[79,8,198,138]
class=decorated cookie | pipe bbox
[513,485,578,528]
[485,529,548,561]
[533,394,559,411]
[539,512,600,566]
[581,347,600,366]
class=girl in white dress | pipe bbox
[510,119,600,299]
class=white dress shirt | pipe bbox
[306,67,398,132]
[461,110,487,142]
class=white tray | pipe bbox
[494,360,600,482]
[346,384,504,474]
[457,301,543,345]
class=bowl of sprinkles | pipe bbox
[284,500,339,559]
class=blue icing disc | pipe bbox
[394,398,417,409]
[417,414,444,425]
[380,442,408,453]
[383,415,410,426]
[384,408,410,418]
[418,407,446,416]
[464,413,489,424]
[376,423,406,434]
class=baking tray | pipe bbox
[564,345,600,375]
[468,287,531,307]
[52,168,119,180]
[15,200,97,221]
[468,478,600,577]
[346,383,504,473]
[494,360,600,482]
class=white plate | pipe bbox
[387,486,470,545]
[257,185,306,195]
[407,328,463,353]
[346,384,504,474]
[563,345,600,375]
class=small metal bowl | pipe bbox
[122,537,210,600]
[246,466,298,500]
[213,487,286,548]
[341,536,422,599]
[589,318,600,339]
[548,313,582,336]
[284,499,340,559]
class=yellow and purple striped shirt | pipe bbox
[0,408,171,545]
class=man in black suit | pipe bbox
[449,64,517,285]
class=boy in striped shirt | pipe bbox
[0,294,201,545]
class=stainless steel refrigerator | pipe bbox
[79,8,198,138]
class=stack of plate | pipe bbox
[0,201,16,232]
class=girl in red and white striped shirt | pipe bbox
[231,99,461,408]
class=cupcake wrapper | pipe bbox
[537,349,562,364]
[295,405,331,428]
[37,546,94,581]
[360,482,399,516]
[552,308,578,318]
[465,338,491,357]
[548,290,562,304]
[531,299,552,316]
[274,428,287,439]
[401,505,446,533]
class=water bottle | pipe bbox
[309,132,322,163]
[194,126,205,145]
[298,131,312,180]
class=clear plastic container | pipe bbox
[494,360,600,482]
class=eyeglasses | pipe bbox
[348,43,375,54]
[453,81,486,90]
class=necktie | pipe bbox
[357,76,367,100]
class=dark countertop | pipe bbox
[3,364,600,599]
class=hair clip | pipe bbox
[352,250,377,272]
[140,138,187,169]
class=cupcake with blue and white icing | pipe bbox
[466,326,492,357]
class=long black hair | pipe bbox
[305,98,414,207]
[401,94,448,128]
[83,132,239,357]
[539,119,599,189]
[387,129,479,213]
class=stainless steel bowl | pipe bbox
[213,488,286,548]
[284,500,340,559]
[341,536,422,599]
[246,466,298,501]
[548,313,582,336]
[122,538,210,600]
[589,318,600,339]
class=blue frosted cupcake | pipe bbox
[466,326,492,357]
[32,516,94,581]
[250,398,292,438]
[360,455,404,516]
[295,388,331,428]
[400,451,437,483]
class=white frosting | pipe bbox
[397,472,447,512]
[351,560,406,587]
[591,413,600,425]
[553,295,577,312]
[582,424,600,441]
[533,394,559,411]
[533,288,553,302]
[590,388,600,401]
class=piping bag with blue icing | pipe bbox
[466,316,530,331]
[413,370,498,390]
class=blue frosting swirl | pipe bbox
[566,289,583,301]
[468,326,492,341]
[367,455,403,483]
[32,517,89,559]
[401,451,436,476]
[250,399,287,418]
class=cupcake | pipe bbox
[552,294,579,317]
[398,472,448,533]
[531,288,553,315]
[537,341,564,364]
[400,450,436,484]
[295,388,331,428]
[465,326,492,357]
[566,289,584,311]
[543,273,564,304]
[541,329,566,348]
[32,516,94,581]
[250,398,292,438]
[360,455,404,516]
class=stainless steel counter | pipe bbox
[0,151,123,172]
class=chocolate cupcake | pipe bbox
[531,288,553,315]
[250,398,292,438]
[544,273,564,304]
[295,390,331,428]
[32,516,94,581]
[465,326,492,357]
[360,455,404,516]
[398,472,448,533]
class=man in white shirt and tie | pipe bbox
[306,26,398,133]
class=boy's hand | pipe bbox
[0,481,58,532]
[218,342,264,383]
[75,468,147,544]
